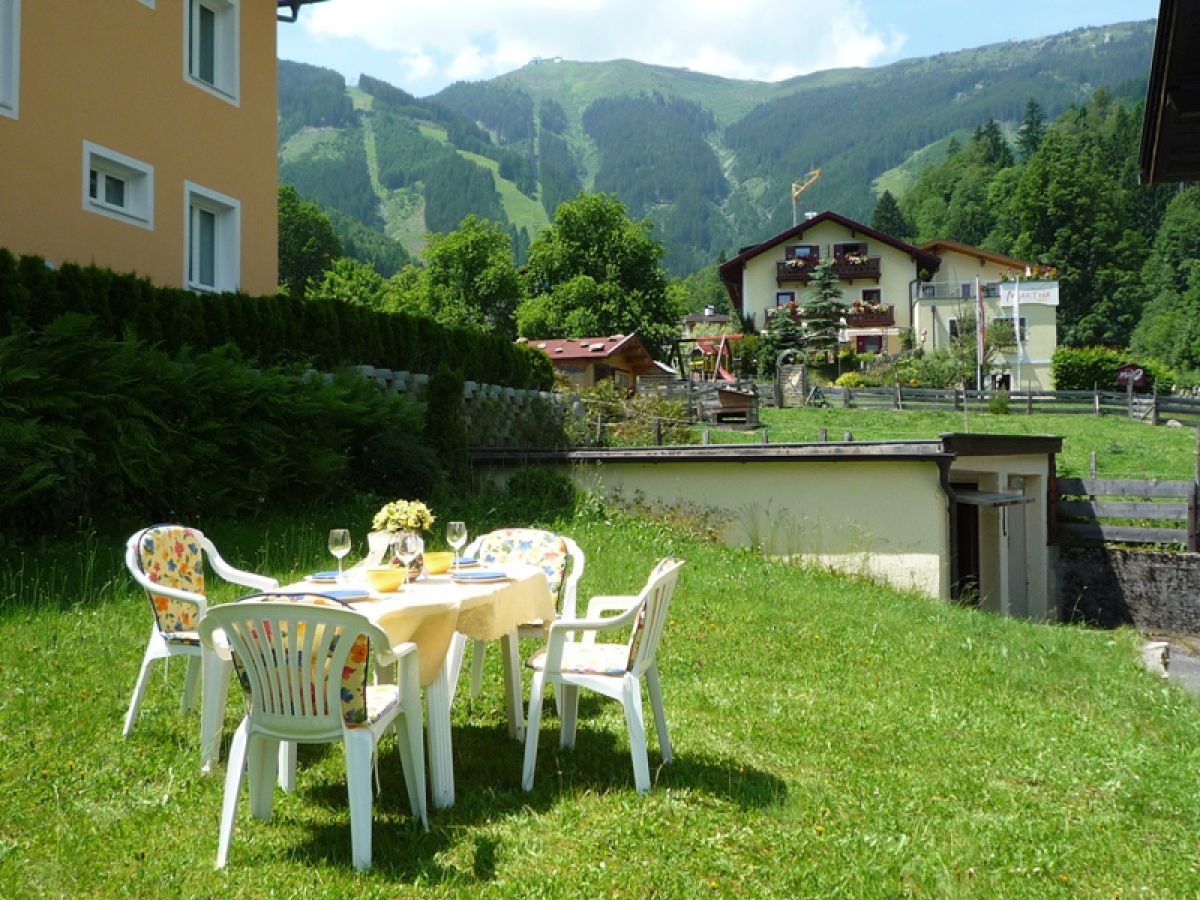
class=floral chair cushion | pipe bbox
[526,643,628,677]
[137,526,205,638]
[230,593,374,729]
[476,529,570,602]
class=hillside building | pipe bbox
[0,1,326,295]
[718,211,1058,388]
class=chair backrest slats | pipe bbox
[627,559,684,677]
[204,595,381,734]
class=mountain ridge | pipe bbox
[278,18,1155,276]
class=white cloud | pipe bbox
[299,0,906,91]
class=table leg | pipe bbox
[425,638,461,809]
[500,631,525,742]
[199,649,230,774]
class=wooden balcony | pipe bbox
[845,305,895,328]
[776,257,882,284]
[776,260,819,282]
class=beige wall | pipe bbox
[917,247,1058,389]
[740,220,920,355]
[0,0,279,295]
[572,458,951,598]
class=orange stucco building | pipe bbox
[0,1,322,295]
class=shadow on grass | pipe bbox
[285,718,787,882]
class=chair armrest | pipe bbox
[584,594,639,619]
[212,562,278,591]
[374,640,418,669]
[127,564,208,609]
[548,599,642,637]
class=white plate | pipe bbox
[451,570,510,584]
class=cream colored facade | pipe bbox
[0,1,282,295]
[721,212,940,357]
[916,241,1059,390]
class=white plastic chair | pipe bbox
[461,528,585,738]
[522,558,685,794]
[123,524,277,771]
[199,593,427,870]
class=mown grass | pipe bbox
[707,406,1199,479]
[3,493,1200,895]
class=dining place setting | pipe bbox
[120,498,684,871]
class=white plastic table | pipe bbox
[307,565,551,808]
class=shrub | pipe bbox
[988,390,1010,415]
[0,248,552,391]
[1051,346,1176,392]
[835,371,867,388]
[0,314,442,536]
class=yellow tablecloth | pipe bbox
[292,565,554,686]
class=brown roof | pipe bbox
[526,334,659,376]
[717,210,942,311]
[1141,0,1200,183]
[918,239,1037,271]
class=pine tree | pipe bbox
[870,190,913,240]
[1017,98,1046,161]
[803,260,847,355]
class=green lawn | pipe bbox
[706,406,1199,480]
[3,496,1200,894]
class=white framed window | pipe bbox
[0,0,20,119]
[83,142,154,229]
[184,181,240,292]
[184,0,239,105]
[139,0,155,8]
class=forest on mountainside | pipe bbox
[583,94,727,215]
[275,20,1169,355]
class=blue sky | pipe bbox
[277,0,1160,98]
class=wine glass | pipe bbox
[446,521,467,572]
[328,529,351,583]
[396,532,421,589]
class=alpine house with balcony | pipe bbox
[718,212,1059,387]
[718,211,941,356]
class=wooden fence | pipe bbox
[789,386,1200,426]
[1054,477,1199,550]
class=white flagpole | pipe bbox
[975,276,984,391]
[1015,267,1028,390]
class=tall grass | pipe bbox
[3,495,1200,894]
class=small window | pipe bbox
[776,291,795,307]
[185,181,240,292]
[83,142,154,229]
[855,335,883,354]
[787,244,819,261]
[0,0,19,119]
[948,318,960,340]
[861,289,882,304]
[835,242,868,261]
[185,0,238,103]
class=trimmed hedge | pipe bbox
[1051,346,1175,392]
[0,249,553,391]
[0,314,442,534]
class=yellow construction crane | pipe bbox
[791,168,822,226]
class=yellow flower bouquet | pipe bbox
[372,499,435,534]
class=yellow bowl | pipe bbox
[364,566,405,593]
[423,551,454,575]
